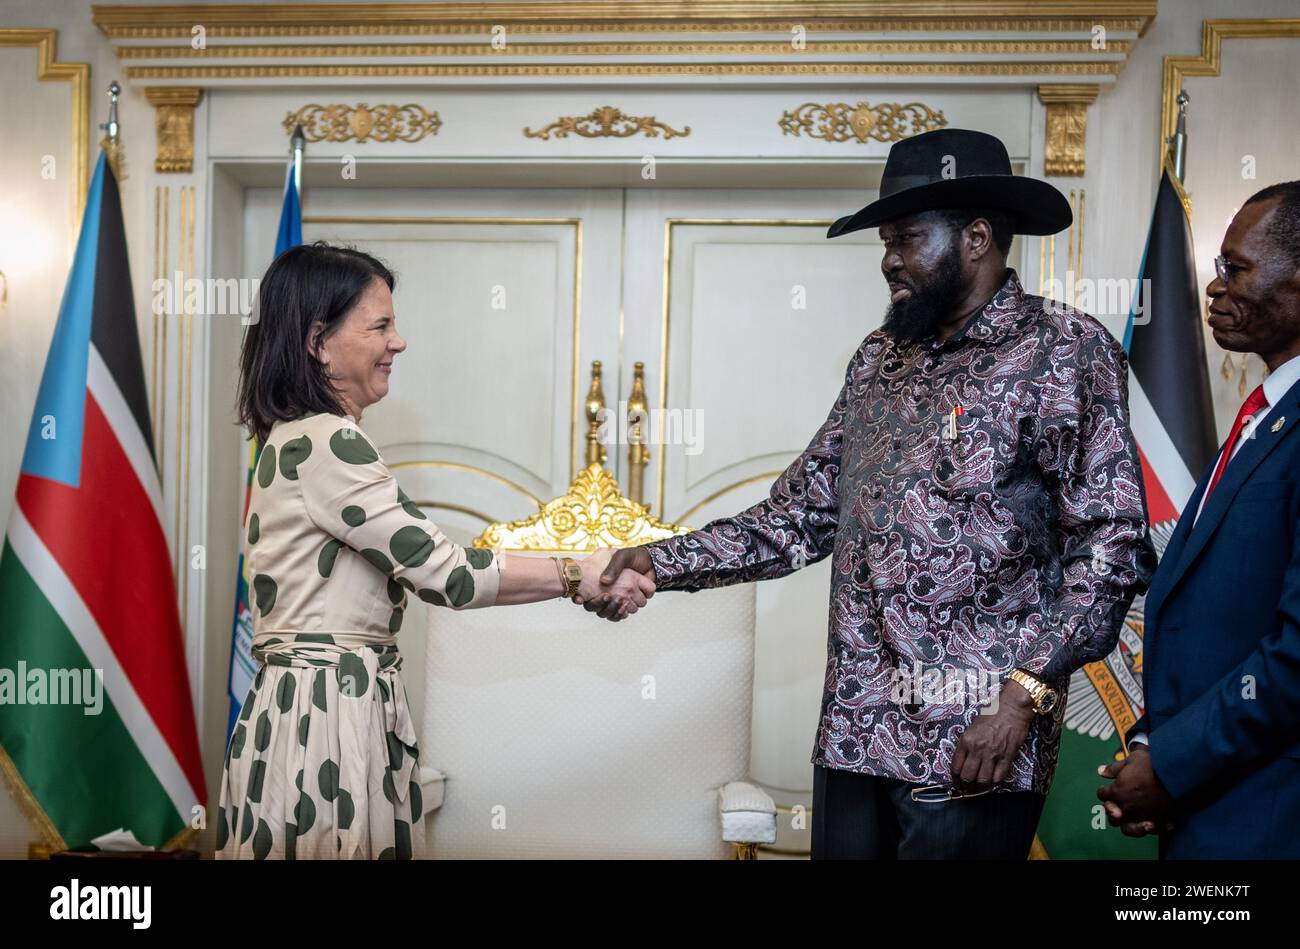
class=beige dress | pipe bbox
[216,411,501,859]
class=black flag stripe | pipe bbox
[1127,167,1218,480]
[89,158,155,460]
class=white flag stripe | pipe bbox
[86,344,166,530]
[1128,370,1198,509]
[7,505,199,822]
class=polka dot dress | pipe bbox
[216,412,501,859]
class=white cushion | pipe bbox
[719,780,777,844]
[422,582,756,858]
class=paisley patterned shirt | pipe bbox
[644,270,1156,793]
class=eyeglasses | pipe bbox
[1214,255,1240,284]
[909,784,994,804]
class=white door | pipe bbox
[619,189,883,849]
[287,188,623,754]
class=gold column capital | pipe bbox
[1036,83,1100,104]
[1037,83,1098,177]
[144,86,203,172]
[143,85,203,107]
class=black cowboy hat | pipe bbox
[827,128,1072,239]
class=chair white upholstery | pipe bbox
[419,578,773,858]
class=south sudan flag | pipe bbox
[0,149,206,851]
[1035,161,1216,859]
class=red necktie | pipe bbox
[1203,384,1268,504]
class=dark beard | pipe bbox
[882,244,965,345]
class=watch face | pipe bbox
[1039,690,1059,714]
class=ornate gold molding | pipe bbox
[91,4,1157,37]
[97,18,1149,39]
[1161,19,1300,146]
[524,106,689,140]
[115,39,1132,58]
[1038,84,1098,177]
[0,29,89,230]
[474,463,687,552]
[124,62,1124,81]
[779,100,946,143]
[144,87,202,173]
[285,103,441,143]
[98,4,1152,82]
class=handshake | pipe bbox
[570,547,657,621]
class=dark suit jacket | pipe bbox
[1130,379,1300,858]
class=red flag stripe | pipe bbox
[1136,442,1178,524]
[15,389,205,800]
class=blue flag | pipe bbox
[225,161,301,740]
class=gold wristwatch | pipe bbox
[1007,668,1060,715]
[555,556,583,599]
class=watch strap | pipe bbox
[1008,668,1051,714]
[559,556,582,598]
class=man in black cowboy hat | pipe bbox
[583,128,1156,858]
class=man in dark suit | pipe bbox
[1098,180,1300,858]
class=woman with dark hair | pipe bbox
[217,241,652,860]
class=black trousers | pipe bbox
[810,765,1045,859]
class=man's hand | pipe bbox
[950,680,1036,792]
[576,547,657,622]
[1096,744,1173,837]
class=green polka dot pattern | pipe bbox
[217,413,495,859]
[256,444,276,488]
[329,427,378,465]
[389,525,434,568]
[278,434,312,480]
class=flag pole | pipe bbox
[291,123,305,201]
[1168,89,1189,185]
[98,80,125,182]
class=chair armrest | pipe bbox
[718,780,777,845]
[418,766,446,819]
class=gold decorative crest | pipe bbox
[473,463,688,552]
[778,101,946,143]
[524,106,690,140]
[284,103,441,143]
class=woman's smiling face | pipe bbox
[310,276,406,419]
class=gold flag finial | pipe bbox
[98,80,126,182]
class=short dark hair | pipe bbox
[237,241,396,443]
[935,207,1015,257]
[1243,180,1300,267]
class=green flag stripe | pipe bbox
[1037,725,1157,859]
[0,537,185,848]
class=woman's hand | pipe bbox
[575,548,613,599]
[573,547,656,619]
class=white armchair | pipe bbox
[416,463,776,859]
